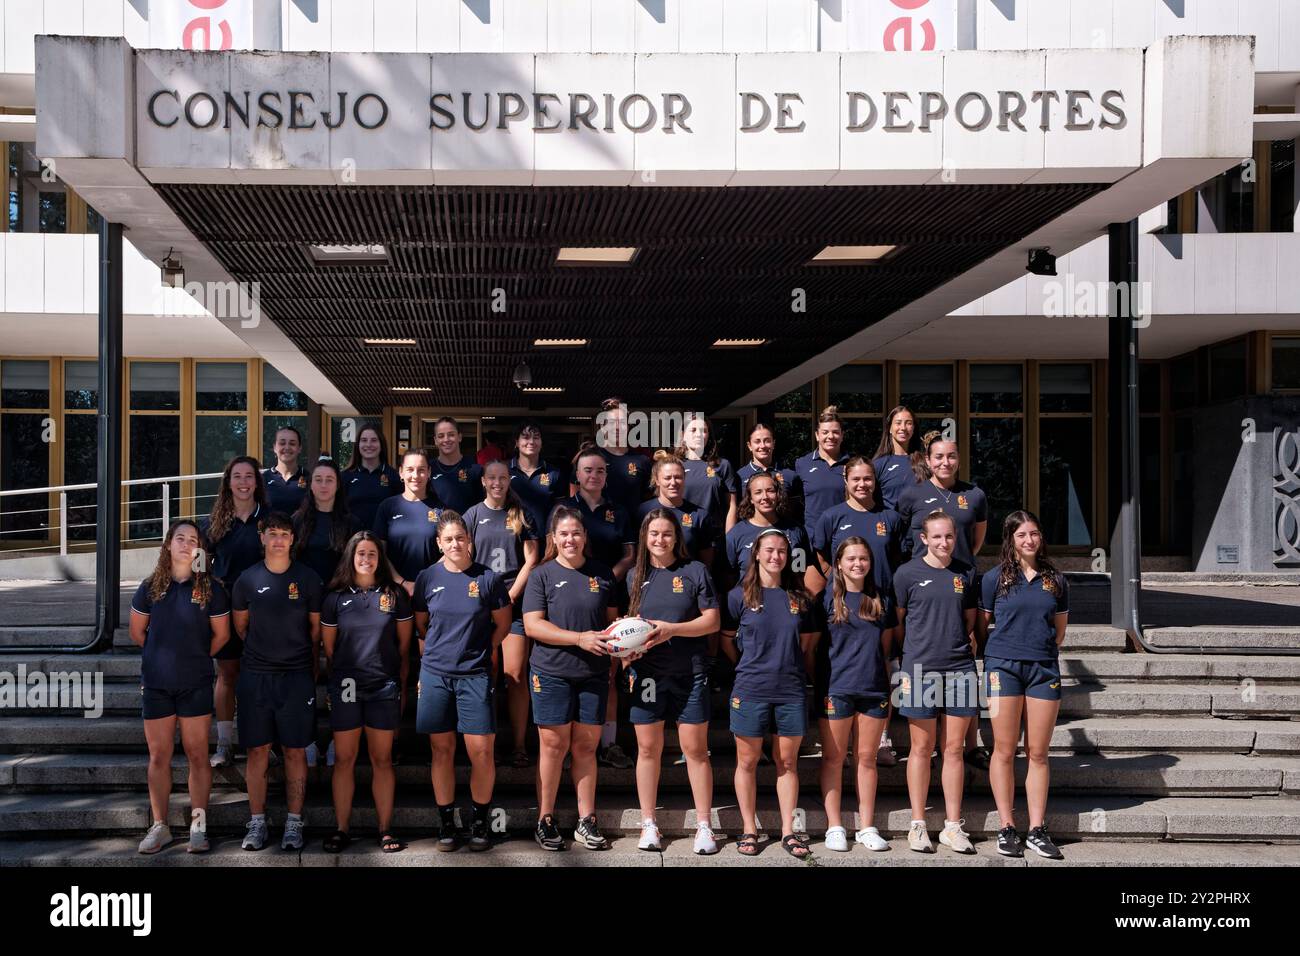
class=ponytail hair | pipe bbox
[481,459,532,536]
[542,505,590,563]
[650,449,685,495]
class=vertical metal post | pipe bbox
[95,221,123,648]
[1107,219,1142,642]
[59,491,67,557]
[161,481,170,534]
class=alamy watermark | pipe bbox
[0,665,103,718]
[595,402,703,451]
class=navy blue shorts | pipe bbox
[985,657,1062,702]
[142,684,213,720]
[416,671,495,735]
[329,677,401,731]
[627,669,710,726]
[213,634,242,661]
[896,667,981,719]
[235,669,317,748]
[529,669,608,727]
[821,692,890,721]
[728,696,807,737]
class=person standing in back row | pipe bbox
[795,405,850,539]
[429,417,485,514]
[871,406,926,511]
[264,426,309,515]
[591,397,652,518]
[341,425,401,531]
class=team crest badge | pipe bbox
[672,576,684,594]
[681,513,693,527]
[952,576,965,594]
[379,592,394,613]
[957,494,969,510]
[379,474,389,486]
[824,696,836,717]
[297,476,307,488]
[788,596,800,615]
[427,509,437,522]
[989,671,1001,691]
[458,469,468,482]
[588,577,600,593]
[531,674,541,693]
[706,465,716,479]
[468,580,480,598]
[627,463,638,476]
[539,472,551,487]
[288,582,300,600]
[190,587,202,604]
[731,697,742,710]
[900,674,911,695]
[774,472,784,484]
[604,509,615,523]
[876,520,887,536]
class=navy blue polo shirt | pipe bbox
[522,559,618,680]
[295,511,361,588]
[201,504,263,589]
[411,561,509,677]
[372,495,442,583]
[264,466,308,516]
[625,559,717,677]
[979,567,1070,662]
[896,479,988,566]
[723,586,818,703]
[131,577,230,690]
[463,501,538,591]
[231,561,324,673]
[599,449,653,518]
[636,499,719,558]
[553,495,633,569]
[430,456,484,514]
[737,461,799,499]
[812,502,904,593]
[321,586,412,686]
[872,454,920,511]
[725,520,811,578]
[509,457,566,535]
[342,463,401,530]
[681,457,739,527]
[822,587,895,698]
[891,557,977,673]
[794,450,849,534]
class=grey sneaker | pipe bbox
[574,814,610,850]
[242,817,268,851]
[138,822,171,855]
[281,816,305,850]
[210,744,232,768]
[598,743,633,769]
[187,826,210,854]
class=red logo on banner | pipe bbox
[183,0,234,51]
[883,0,937,52]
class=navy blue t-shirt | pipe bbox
[131,577,230,690]
[681,458,739,529]
[463,501,538,592]
[295,511,361,588]
[321,586,412,687]
[553,495,633,570]
[509,457,566,536]
[895,479,988,567]
[723,586,817,704]
[979,567,1070,662]
[891,557,977,674]
[794,450,849,534]
[231,561,324,673]
[264,467,308,516]
[811,502,904,594]
[872,454,920,511]
[725,520,811,578]
[342,463,401,530]
[522,559,618,680]
[411,561,509,677]
[372,495,442,583]
[625,559,717,677]
[737,462,799,499]
[201,504,263,590]
[430,456,485,514]
[599,449,652,518]
[636,499,718,558]
[821,587,895,698]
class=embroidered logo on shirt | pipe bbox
[838,524,853,532]
[458,469,468,482]
[924,497,938,504]
[379,474,389,486]
[887,464,899,472]
[989,671,1001,691]
[952,576,965,594]
[379,592,394,613]
[627,463,638,476]
[431,587,445,594]
[531,674,542,693]
[478,518,491,525]
[917,580,932,588]
[288,582,300,600]
[468,580,480,598]
[539,472,551,486]
[256,586,271,594]
[588,577,600,593]
[681,513,693,527]
[297,477,306,488]
[553,581,567,590]
[809,466,819,473]
[824,696,836,716]
[876,521,887,536]
[788,596,799,615]
[341,599,353,608]
[190,588,202,604]
[731,696,742,710]
[672,576,684,594]
[957,494,969,510]
[604,509,615,523]
[706,465,716,479]
[427,510,438,522]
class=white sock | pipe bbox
[911,819,925,827]
[286,812,302,825]
[250,813,266,824]
[600,721,616,748]
[217,721,233,746]
[944,819,962,829]
[642,817,656,828]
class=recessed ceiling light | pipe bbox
[659,387,698,393]
[533,338,589,347]
[520,386,565,393]
[808,244,897,264]
[711,338,768,348]
[567,416,589,421]
[364,337,417,346]
[308,243,389,264]
[390,386,432,392]
[556,247,638,265]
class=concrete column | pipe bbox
[95,221,123,647]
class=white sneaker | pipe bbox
[210,744,232,768]
[305,742,319,767]
[187,825,210,854]
[824,825,849,852]
[326,739,336,767]
[281,815,305,850]
[693,822,718,856]
[242,817,268,851]
[907,821,934,853]
[939,819,975,854]
[138,821,171,855]
[637,820,662,852]
[855,826,891,851]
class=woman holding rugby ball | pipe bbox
[721,528,820,859]
[979,510,1069,860]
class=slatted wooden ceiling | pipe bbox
[157,183,1105,412]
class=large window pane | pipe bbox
[262,415,306,472]
[1170,354,1198,410]
[263,364,308,411]
[2,359,50,408]
[900,364,952,412]
[196,416,249,517]
[1270,140,1295,232]
[1,413,50,539]
[970,364,1022,413]
[331,416,384,469]
[970,419,1023,544]
[64,361,98,409]
[63,414,98,542]
[128,416,179,541]
[196,362,247,411]
[773,383,812,415]
[772,418,807,470]
[1039,419,1093,547]
[129,362,180,411]
[1139,363,1162,414]
[1140,417,1162,547]
[1274,338,1300,390]
[1169,416,1194,554]
[1039,364,1092,413]
[841,419,882,461]
[1208,339,1247,403]
[828,365,882,414]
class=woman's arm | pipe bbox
[972,521,987,557]
[964,607,977,656]
[308,612,322,680]
[509,539,540,605]
[612,543,635,582]
[644,607,721,650]
[719,629,740,664]
[724,493,738,534]
[128,609,148,648]
[976,609,991,653]
[233,609,250,640]
[880,625,896,662]
[1054,611,1069,647]
[396,618,413,713]
[523,609,612,655]
[209,614,232,656]
[321,623,338,661]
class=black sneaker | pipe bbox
[574,814,610,850]
[436,824,459,853]
[468,819,491,852]
[996,825,1023,857]
[1025,825,1063,860]
[534,814,565,852]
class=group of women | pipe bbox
[128,402,1069,861]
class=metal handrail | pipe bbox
[0,472,222,498]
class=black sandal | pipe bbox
[781,834,812,859]
[323,830,350,854]
[736,833,759,856]
[379,832,404,853]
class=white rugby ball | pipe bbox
[604,617,655,659]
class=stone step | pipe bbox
[6,751,1299,798]
[0,627,96,650]
[1144,627,1300,651]
[1,790,1296,843]
[1058,683,1300,718]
